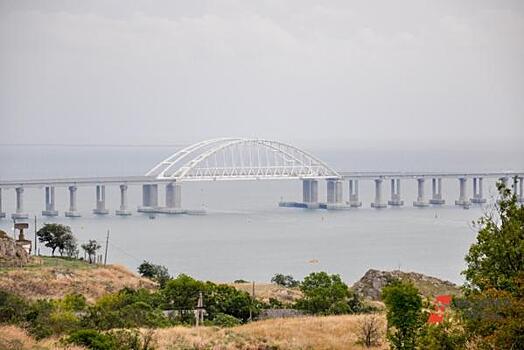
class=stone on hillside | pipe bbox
[352,269,460,301]
[0,231,31,267]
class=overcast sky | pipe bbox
[1,0,523,149]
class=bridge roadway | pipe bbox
[0,171,522,189]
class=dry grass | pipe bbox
[0,325,85,350]
[231,283,302,304]
[0,260,156,302]
[154,314,388,350]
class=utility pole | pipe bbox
[104,229,110,265]
[34,215,38,255]
[249,281,255,322]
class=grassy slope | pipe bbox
[0,256,156,302]
[154,314,387,350]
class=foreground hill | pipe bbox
[0,314,387,350]
[0,256,156,302]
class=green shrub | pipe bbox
[82,288,169,330]
[294,272,352,315]
[210,313,241,327]
[65,329,115,350]
[138,261,170,287]
[0,289,30,324]
[382,280,424,350]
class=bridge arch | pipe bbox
[146,138,340,181]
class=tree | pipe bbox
[138,261,170,287]
[36,223,75,256]
[81,240,101,264]
[357,314,384,348]
[381,280,424,350]
[463,181,524,295]
[271,273,299,288]
[161,274,205,323]
[295,272,351,315]
[456,182,524,348]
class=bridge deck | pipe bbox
[0,171,522,188]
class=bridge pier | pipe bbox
[12,187,29,220]
[470,177,486,204]
[160,183,184,214]
[42,186,58,216]
[348,179,362,207]
[371,178,387,208]
[301,179,319,209]
[138,184,158,213]
[0,188,5,219]
[326,179,344,209]
[413,178,429,207]
[429,178,445,205]
[65,185,81,217]
[455,177,470,207]
[388,179,403,206]
[93,185,109,215]
[116,184,131,216]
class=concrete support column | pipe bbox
[413,178,429,207]
[371,178,387,208]
[116,184,131,216]
[348,179,362,207]
[138,184,158,213]
[388,179,404,206]
[11,187,29,220]
[165,183,182,209]
[42,186,58,216]
[93,185,109,215]
[301,179,319,209]
[0,188,5,219]
[65,186,81,217]
[326,179,343,209]
[471,177,486,204]
[455,177,470,207]
[429,178,445,205]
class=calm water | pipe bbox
[1,145,523,285]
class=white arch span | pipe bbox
[146,138,340,181]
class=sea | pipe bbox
[1,144,523,285]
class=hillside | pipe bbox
[0,256,156,302]
[154,314,387,350]
[0,314,387,350]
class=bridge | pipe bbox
[0,138,523,219]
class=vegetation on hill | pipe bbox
[0,257,155,302]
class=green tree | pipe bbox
[36,223,75,256]
[295,272,351,315]
[204,282,256,322]
[138,261,170,287]
[456,181,524,348]
[271,273,299,288]
[382,280,424,350]
[82,240,101,264]
[161,274,205,323]
[463,181,524,295]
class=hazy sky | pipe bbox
[1,0,523,149]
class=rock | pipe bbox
[0,231,30,267]
[352,269,461,301]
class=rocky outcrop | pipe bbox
[352,269,461,301]
[0,232,30,267]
